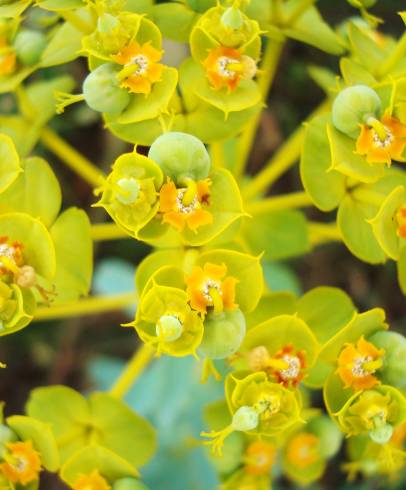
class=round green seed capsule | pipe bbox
[13,29,46,65]
[369,423,393,445]
[332,85,381,138]
[231,406,259,432]
[113,477,149,490]
[368,331,406,388]
[198,309,246,360]
[221,7,244,30]
[155,314,183,342]
[83,63,131,114]
[148,132,211,183]
[115,177,141,205]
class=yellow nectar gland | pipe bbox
[0,36,16,76]
[185,262,238,315]
[0,441,42,485]
[286,432,320,469]
[243,440,276,476]
[73,470,111,490]
[203,45,257,91]
[337,336,383,391]
[159,178,212,233]
[112,41,163,95]
[356,114,406,165]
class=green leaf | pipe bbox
[0,0,31,18]
[348,23,385,74]
[6,415,60,472]
[153,3,199,42]
[243,209,310,260]
[244,291,297,329]
[338,193,387,264]
[340,58,377,86]
[300,114,346,211]
[0,157,61,228]
[49,208,93,303]
[118,68,178,124]
[61,445,138,486]
[0,133,21,194]
[40,21,82,67]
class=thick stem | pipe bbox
[91,223,130,241]
[308,222,342,246]
[34,293,136,321]
[41,127,105,188]
[246,191,313,215]
[110,344,155,398]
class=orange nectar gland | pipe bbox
[73,470,111,490]
[112,41,163,95]
[396,205,406,238]
[356,114,406,165]
[337,336,383,391]
[203,46,257,91]
[286,433,320,469]
[248,345,306,387]
[159,178,213,233]
[243,440,276,476]
[185,262,238,315]
[0,441,42,485]
[0,37,16,76]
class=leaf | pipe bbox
[340,58,377,86]
[307,65,339,94]
[0,116,40,157]
[40,21,82,67]
[338,193,387,264]
[348,23,385,74]
[153,3,199,42]
[0,133,21,194]
[244,291,297,329]
[50,208,93,303]
[300,114,346,211]
[0,157,61,228]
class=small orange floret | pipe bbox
[203,46,256,91]
[0,441,42,485]
[185,262,238,314]
[337,336,383,391]
[272,344,306,387]
[0,236,24,275]
[0,37,16,76]
[73,470,111,490]
[356,114,406,165]
[244,440,276,476]
[286,432,320,469]
[112,41,163,94]
[159,178,212,233]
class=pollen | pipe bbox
[0,237,24,275]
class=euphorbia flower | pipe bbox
[0,441,42,485]
[0,36,16,76]
[185,262,238,314]
[202,45,257,91]
[337,336,383,390]
[285,433,320,469]
[72,470,111,490]
[112,41,163,94]
[243,440,276,475]
[159,178,212,233]
[356,114,406,165]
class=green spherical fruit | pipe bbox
[13,29,46,65]
[332,85,381,138]
[198,309,246,360]
[83,63,131,114]
[113,477,149,490]
[307,416,342,459]
[368,331,406,388]
[148,132,211,183]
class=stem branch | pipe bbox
[246,191,313,214]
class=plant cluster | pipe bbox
[0,0,405,489]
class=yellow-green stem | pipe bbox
[379,31,406,78]
[34,293,135,321]
[246,191,313,215]
[309,222,342,246]
[110,344,155,398]
[233,39,285,179]
[41,127,105,187]
[243,99,330,200]
[92,223,131,241]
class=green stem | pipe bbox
[41,127,105,188]
[34,293,136,321]
[309,222,342,246]
[246,191,313,214]
[233,39,285,179]
[110,344,155,398]
[91,223,131,241]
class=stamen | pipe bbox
[217,56,240,78]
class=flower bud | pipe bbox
[198,309,246,360]
[155,314,183,342]
[83,63,131,114]
[368,331,406,388]
[221,7,244,30]
[369,423,393,445]
[231,406,259,432]
[332,85,381,138]
[113,477,149,490]
[148,132,211,183]
[13,29,46,65]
